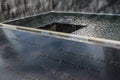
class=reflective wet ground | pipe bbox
[0,28,120,80]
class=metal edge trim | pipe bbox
[50,11,120,16]
[1,23,120,49]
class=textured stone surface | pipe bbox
[5,12,120,41]
[0,0,120,21]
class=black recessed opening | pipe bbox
[37,22,86,33]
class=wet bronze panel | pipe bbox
[0,28,120,80]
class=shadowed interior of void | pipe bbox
[37,22,86,33]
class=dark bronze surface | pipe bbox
[0,28,120,80]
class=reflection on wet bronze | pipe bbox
[1,12,120,80]
[0,28,120,80]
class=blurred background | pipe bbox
[0,0,120,22]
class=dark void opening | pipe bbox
[37,22,86,33]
